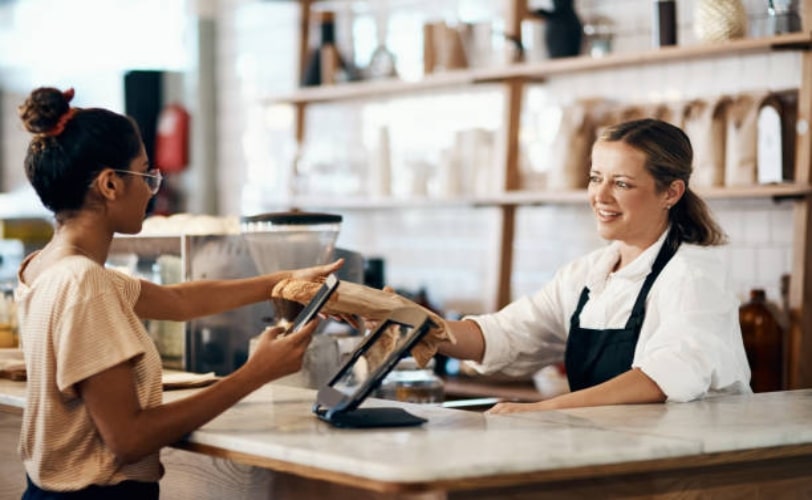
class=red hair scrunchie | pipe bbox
[46,88,77,137]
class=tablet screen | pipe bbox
[331,321,425,400]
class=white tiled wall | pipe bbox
[0,0,797,313]
[187,0,803,314]
[336,207,504,315]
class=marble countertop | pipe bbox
[2,378,811,485]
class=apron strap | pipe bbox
[625,231,681,329]
[569,286,591,331]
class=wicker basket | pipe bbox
[694,0,748,42]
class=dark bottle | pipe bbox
[653,0,677,47]
[531,0,583,59]
[739,289,783,392]
[302,11,349,87]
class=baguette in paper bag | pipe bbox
[271,279,454,367]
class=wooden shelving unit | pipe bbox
[285,183,812,211]
[267,31,812,106]
[266,70,482,105]
[277,0,812,389]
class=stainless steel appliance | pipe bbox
[110,212,360,380]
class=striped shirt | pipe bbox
[15,253,163,491]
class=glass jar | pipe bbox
[240,211,342,276]
[583,15,616,57]
[0,284,17,348]
[377,357,444,404]
[766,0,802,35]
[241,212,342,324]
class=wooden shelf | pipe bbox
[285,183,810,210]
[288,194,490,210]
[477,31,812,81]
[694,183,812,200]
[266,32,812,106]
[266,71,483,105]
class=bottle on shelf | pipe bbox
[365,4,397,80]
[302,10,355,86]
[739,288,784,392]
[530,0,583,59]
[0,285,18,348]
[766,0,802,35]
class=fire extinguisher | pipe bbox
[149,104,190,215]
[154,103,190,173]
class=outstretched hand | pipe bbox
[288,258,357,326]
[290,258,344,282]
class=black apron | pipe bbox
[565,233,680,391]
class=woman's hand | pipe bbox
[487,369,666,414]
[291,258,363,326]
[245,321,317,382]
[486,399,556,415]
[290,258,344,282]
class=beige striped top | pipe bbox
[15,253,163,491]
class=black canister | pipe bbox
[653,0,677,47]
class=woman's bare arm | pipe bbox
[77,322,315,464]
[437,319,486,363]
[487,368,666,414]
[134,259,343,321]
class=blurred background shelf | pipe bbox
[267,32,812,105]
[282,183,810,211]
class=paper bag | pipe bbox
[725,91,769,186]
[683,96,731,188]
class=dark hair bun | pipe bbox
[18,87,74,135]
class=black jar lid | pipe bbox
[240,211,342,226]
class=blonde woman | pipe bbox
[439,118,751,414]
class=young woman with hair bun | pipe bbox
[15,87,342,498]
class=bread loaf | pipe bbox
[271,278,455,367]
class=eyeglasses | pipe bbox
[113,168,163,195]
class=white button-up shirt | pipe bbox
[466,230,752,402]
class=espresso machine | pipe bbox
[109,212,362,384]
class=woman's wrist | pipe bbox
[266,271,292,293]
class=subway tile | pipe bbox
[768,204,796,245]
[767,52,801,90]
[756,246,790,289]
[728,246,757,280]
[712,56,744,95]
[738,208,771,245]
